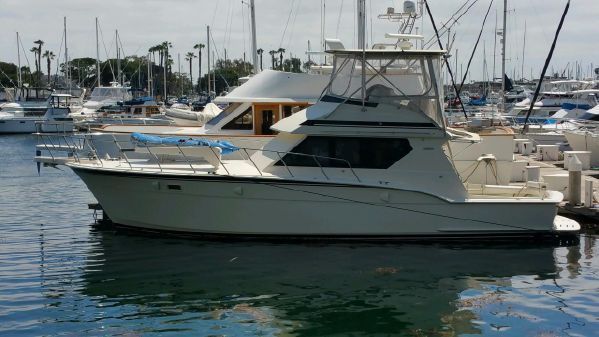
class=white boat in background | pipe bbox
[93,69,323,150]
[550,89,599,120]
[0,87,54,116]
[504,86,533,108]
[75,82,132,119]
[0,93,74,134]
[506,80,592,121]
[75,104,173,130]
[59,47,579,238]
[165,102,222,126]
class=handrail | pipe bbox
[176,144,196,174]
[34,134,363,183]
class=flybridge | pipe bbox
[318,48,446,129]
[325,49,446,55]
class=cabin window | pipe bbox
[222,106,253,130]
[276,136,412,169]
[134,108,142,114]
[283,105,303,118]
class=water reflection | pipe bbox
[77,227,576,336]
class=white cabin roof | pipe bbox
[214,70,329,104]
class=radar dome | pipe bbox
[403,1,416,14]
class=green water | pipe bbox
[1,135,597,336]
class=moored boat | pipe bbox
[64,47,579,238]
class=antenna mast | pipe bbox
[96,18,101,87]
[500,0,507,112]
[250,0,259,74]
[16,32,22,90]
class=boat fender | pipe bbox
[151,181,161,190]
[379,192,390,202]
[234,186,244,196]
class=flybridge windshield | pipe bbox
[326,52,444,127]
[89,87,132,101]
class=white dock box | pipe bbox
[564,151,591,170]
[537,144,559,161]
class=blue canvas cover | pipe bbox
[131,132,239,154]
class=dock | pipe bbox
[514,152,599,226]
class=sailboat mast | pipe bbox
[163,43,167,100]
[357,0,366,49]
[96,18,101,87]
[249,0,259,74]
[207,25,211,94]
[358,0,366,106]
[492,11,497,84]
[178,53,181,96]
[16,32,22,89]
[500,0,507,112]
[483,43,487,94]
[522,20,526,81]
[147,52,151,96]
[116,30,121,85]
[64,17,70,92]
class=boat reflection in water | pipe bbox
[78,227,580,336]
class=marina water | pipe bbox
[1,135,598,337]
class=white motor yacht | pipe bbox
[0,93,74,134]
[506,80,592,122]
[63,48,579,238]
[75,82,132,119]
[0,87,54,116]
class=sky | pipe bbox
[1,0,597,82]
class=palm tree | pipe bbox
[33,40,44,83]
[161,41,172,70]
[42,50,55,83]
[269,50,277,69]
[193,43,205,93]
[277,48,286,71]
[159,41,172,98]
[256,48,264,71]
[30,47,40,84]
[185,52,197,94]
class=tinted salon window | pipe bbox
[277,136,412,169]
[222,107,253,130]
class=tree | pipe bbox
[199,58,252,94]
[185,52,196,94]
[0,62,19,88]
[148,45,162,93]
[302,60,316,72]
[277,48,286,71]
[282,58,302,73]
[29,46,41,85]
[161,41,173,98]
[61,57,96,87]
[42,50,55,83]
[269,50,277,69]
[33,40,44,83]
[256,48,264,71]
[193,43,205,93]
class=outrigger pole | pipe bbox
[423,0,468,119]
[522,0,570,133]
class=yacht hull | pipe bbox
[0,118,73,134]
[71,166,567,238]
[0,118,39,133]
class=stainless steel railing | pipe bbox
[35,133,362,183]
